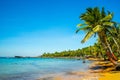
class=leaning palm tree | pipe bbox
[107,28,120,56]
[76,7,119,65]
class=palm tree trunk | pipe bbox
[112,37,120,55]
[106,39,118,61]
[106,52,117,65]
[98,33,117,65]
[112,37,119,49]
[105,44,117,65]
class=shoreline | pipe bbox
[37,58,120,80]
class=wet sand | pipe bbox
[38,71,99,80]
[37,59,120,80]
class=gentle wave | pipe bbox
[0,58,91,80]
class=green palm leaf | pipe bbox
[81,31,94,43]
[101,7,106,18]
[101,13,113,22]
[77,24,85,27]
[92,25,102,32]
[76,26,91,33]
[81,25,102,43]
[103,22,114,26]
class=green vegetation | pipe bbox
[41,42,107,58]
[41,47,96,58]
[41,7,120,67]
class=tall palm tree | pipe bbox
[76,7,118,65]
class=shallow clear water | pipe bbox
[0,58,91,80]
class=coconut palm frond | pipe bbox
[103,22,114,26]
[81,31,94,43]
[101,7,106,18]
[92,25,102,32]
[101,13,113,22]
[76,26,91,33]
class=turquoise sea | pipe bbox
[0,58,91,80]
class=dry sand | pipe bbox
[99,72,120,80]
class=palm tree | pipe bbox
[76,7,118,65]
[106,23,120,55]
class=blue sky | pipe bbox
[0,0,120,57]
